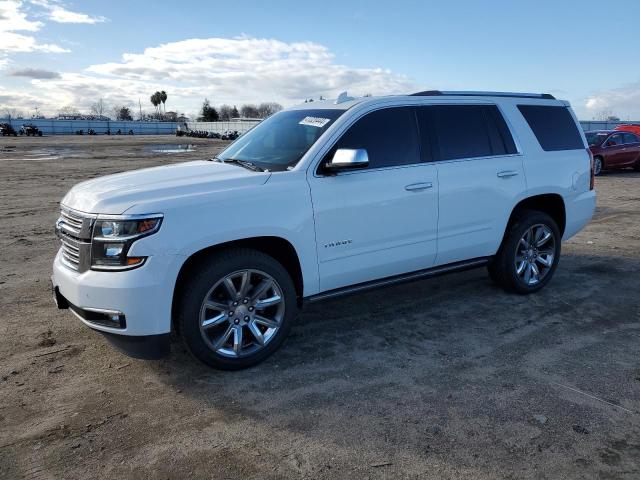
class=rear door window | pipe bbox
[623,133,639,144]
[328,107,420,169]
[517,105,584,151]
[417,104,517,161]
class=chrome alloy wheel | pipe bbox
[199,269,285,358]
[515,224,556,286]
[594,157,602,176]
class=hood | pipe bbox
[61,160,271,214]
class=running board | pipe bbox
[304,257,489,304]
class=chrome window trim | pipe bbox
[312,101,522,178]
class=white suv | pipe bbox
[52,91,596,369]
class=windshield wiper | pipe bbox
[209,156,267,172]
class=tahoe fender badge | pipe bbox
[324,239,352,248]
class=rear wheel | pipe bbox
[177,248,298,370]
[488,211,561,294]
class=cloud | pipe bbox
[585,82,640,119]
[85,36,415,105]
[8,66,60,78]
[1,36,414,116]
[0,0,69,53]
[29,0,106,24]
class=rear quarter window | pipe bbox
[517,105,584,151]
[418,104,517,162]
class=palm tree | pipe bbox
[150,93,158,114]
[160,91,167,113]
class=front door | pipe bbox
[308,107,439,292]
[603,132,629,167]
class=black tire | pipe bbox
[633,160,640,172]
[176,248,298,370]
[488,210,561,294]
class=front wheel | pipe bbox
[594,156,603,176]
[177,248,298,370]
[488,211,561,294]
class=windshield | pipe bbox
[585,131,610,146]
[217,109,345,171]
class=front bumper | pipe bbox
[52,248,185,338]
[54,285,170,359]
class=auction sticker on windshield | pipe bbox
[299,116,331,128]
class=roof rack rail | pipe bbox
[410,90,556,100]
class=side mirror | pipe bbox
[325,148,369,171]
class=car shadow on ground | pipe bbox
[157,250,640,397]
[134,251,640,477]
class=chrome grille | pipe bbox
[59,208,84,236]
[56,206,93,272]
[60,233,82,270]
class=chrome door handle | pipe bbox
[405,182,433,191]
[497,170,519,178]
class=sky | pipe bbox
[1,0,640,120]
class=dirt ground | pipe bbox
[0,135,639,479]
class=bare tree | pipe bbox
[90,98,108,117]
[3,108,24,120]
[595,110,619,122]
[257,102,283,118]
[240,104,259,118]
[58,106,81,117]
[219,104,233,120]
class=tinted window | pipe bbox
[417,105,517,161]
[585,131,609,146]
[607,133,623,146]
[485,105,518,155]
[517,105,584,151]
[329,107,420,169]
[623,133,638,144]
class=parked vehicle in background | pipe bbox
[20,124,43,136]
[586,130,640,175]
[0,123,18,136]
[615,124,640,136]
[221,130,240,140]
[52,91,595,370]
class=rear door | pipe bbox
[308,106,439,292]
[418,104,525,265]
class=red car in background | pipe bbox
[585,129,640,175]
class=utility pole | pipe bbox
[138,99,142,121]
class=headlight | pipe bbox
[91,215,162,271]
